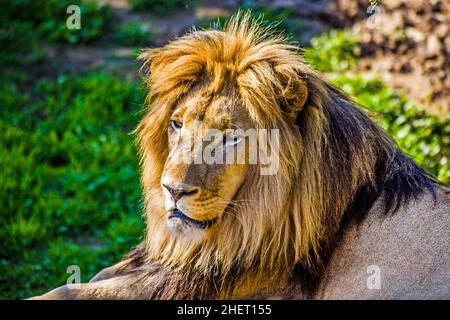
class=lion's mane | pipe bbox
[132,13,436,299]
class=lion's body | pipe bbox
[316,190,449,299]
[33,13,450,300]
[256,190,449,299]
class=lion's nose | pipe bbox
[162,183,199,202]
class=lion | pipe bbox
[33,13,449,300]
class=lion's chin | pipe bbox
[166,216,207,242]
[165,209,219,242]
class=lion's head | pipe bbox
[136,13,315,270]
[134,13,434,298]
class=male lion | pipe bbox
[34,13,449,299]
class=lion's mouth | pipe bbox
[168,209,217,229]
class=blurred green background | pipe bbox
[1,0,449,299]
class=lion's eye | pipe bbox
[169,120,182,130]
[223,131,241,146]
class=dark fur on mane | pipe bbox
[293,82,438,297]
[323,82,437,218]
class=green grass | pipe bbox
[129,0,191,13]
[0,73,145,299]
[0,0,112,67]
[114,22,153,46]
[2,0,112,44]
[304,31,449,183]
[304,30,359,72]
[0,6,448,300]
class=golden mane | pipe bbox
[134,12,436,298]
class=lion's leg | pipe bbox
[30,260,173,300]
[30,274,147,300]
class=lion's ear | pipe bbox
[274,64,308,120]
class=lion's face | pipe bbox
[161,85,254,241]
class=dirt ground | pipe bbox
[345,0,449,116]
[49,0,449,116]
[269,0,449,115]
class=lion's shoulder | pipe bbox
[316,188,449,299]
